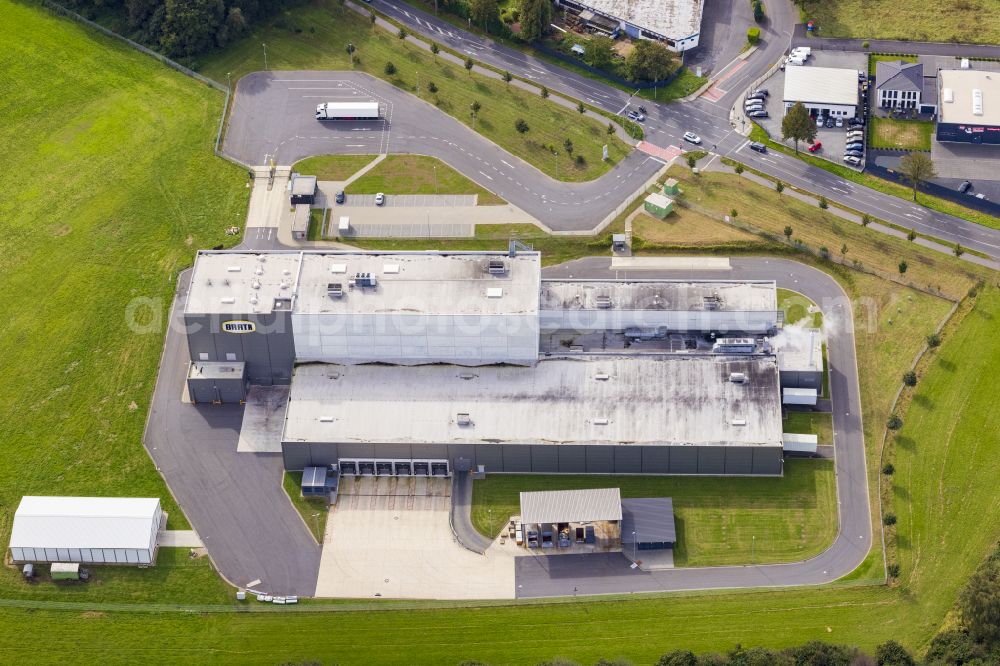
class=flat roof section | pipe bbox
[187,361,246,380]
[541,279,777,312]
[784,67,859,106]
[621,498,676,544]
[939,69,1000,125]
[520,488,623,525]
[186,252,302,315]
[281,356,783,447]
[10,497,161,550]
[776,327,823,373]
[294,251,541,316]
[571,0,703,40]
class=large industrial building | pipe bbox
[783,66,859,119]
[554,0,703,52]
[936,69,1000,145]
[183,250,815,478]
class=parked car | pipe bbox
[683,131,702,144]
[845,130,865,138]
[753,88,769,97]
[824,117,835,128]
[748,110,769,118]
[791,46,811,57]
[849,117,865,126]
[745,101,764,111]
[958,180,973,194]
[747,91,767,101]
[858,70,867,81]
[637,105,648,115]
[844,149,864,158]
[807,141,823,152]
[835,118,844,128]
[844,155,863,166]
[335,190,345,204]
[749,141,767,153]
[375,192,385,206]
[845,142,865,151]
[626,110,645,122]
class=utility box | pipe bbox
[644,192,674,219]
[290,174,317,205]
[662,178,680,196]
[51,563,81,581]
[612,234,628,252]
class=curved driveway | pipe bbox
[510,257,871,598]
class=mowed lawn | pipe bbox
[200,1,630,182]
[292,154,376,180]
[778,288,823,328]
[346,155,506,204]
[631,209,757,246]
[471,460,839,567]
[803,0,1000,44]
[0,2,246,601]
[869,117,933,152]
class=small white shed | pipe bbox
[782,433,819,454]
[9,496,163,565]
[783,387,818,406]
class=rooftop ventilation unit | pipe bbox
[330,263,347,274]
[250,279,261,290]
[961,58,971,69]
[459,372,477,380]
[593,418,609,425]
[973,89,984,116]
[255,265,264,276]
[731,418,747,426]
[595,295,613,309]
[486,287,503,298]
[594,372,610,381]
[319,416,334,423]
[383,264,400,274]
[487,259,507,275]
[943,88,955,103]
[221,297,236,304]
[353,273,378,288]
[703,294,721,310]
[729,372,748,383]
[227,266,241,272]
[327,283,344,298]
[456,413,472,426]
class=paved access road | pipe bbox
[224,71,662,231]
[513,257,871,598]
[371,0,1000,258]
[144,271,321,597]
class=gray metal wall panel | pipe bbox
[448,444,477,470]
[614,447,643,474]
[187,379,216,404]
[337,443,376,459]
[753,447,784,475]
[698,447,726,475]
[670,447,698,474]
[307,443,339,467]
[558,446,587,473]
[410,443,448,460]
[376,443,415,459]
[641,447,671,473]
[724,448,754,475]
[475,445,503,472]
[282,443,312,471]
[531,446,560,473]
[502,446,532,473]
[586,446,615,473]
[185,311,295,385]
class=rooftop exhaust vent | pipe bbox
[595,295,613,309]
[731,418,747,426]
[729,372,747,383]
[973,89,984,116]
[227,266,241,272]
[486,287,503,298]
[487,259,507,275]
[327,283,344,298]
[593,418,609,425]
[594,372,610,381]
[456,413,472,426]
[221,297,236,304]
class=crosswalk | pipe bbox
[637,141,684,162]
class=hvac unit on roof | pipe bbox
[595,295,613,309]
[456,413,472,426]
[487,259,507,275]
[973,89,984,116]
[729,372,748,383]
[327,283,344,298]
[943,88,955,103]
[354,273,378,288]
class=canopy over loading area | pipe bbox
[519,488,623,550]
[621,498,677,550]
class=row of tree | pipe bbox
[57,0,302,57]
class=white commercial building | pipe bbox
[784,66,859,118]
[556,0,702,51]
[9,497,163,565]
[936,69,1000,145]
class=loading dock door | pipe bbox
[413,462,430,476]
[376,461,394,475]
[338,458,449,477]
[393,462,412,475]
[357,461,376,476]
[339,461,358,475]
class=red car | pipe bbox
[807,141,822,152]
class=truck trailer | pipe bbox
[315,102,380,121]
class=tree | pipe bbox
[734,163,744,176]
[625,39,675,82]
[686,153,697,169]
[540,85,549,98]
[882,463,895,475]
[607,122,615,135]
[887,415,903,430]
[954,242,964,257]
[397,27,407,39]
[752,0,764,22]
[656,651,698,666]
[861,213,872,227]
[818,196,828,209]
[563,138,573,155]
[585,36,615,70]
[518,0,552,42]
[898,260,908,274]
[730,208,739,219]
[469,0,499,30]
[577,101,586,114]
[775,181,784,195]
[926,333,941,347]
[902,371,917,386]
[960,551,1000,645]
[907,228,916,241]
[502,70,512,87]
[841,243,848,258]
[465,57,474,74]
[427,81,438,93]
[515,118,529,133]
[925,630,982,665]
[430,42,439,57]
[875,640,914,666]
[370,10,376,29]
[783,225,793,240]
[384,61,396,76]
[898,152,937,201]
[345,42,356,56]
[781,102,816,153]
[159,0,225,57]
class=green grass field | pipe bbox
[471,461,838,567]
[783,412,834,446]
[804,0,1000,44]
[869,117,933,152]
[200,1,630,182]
[292,154,376,180]
[282,473,330,543]
[778,288,824,328]
[0,1,248,602]
[345,154,506,204]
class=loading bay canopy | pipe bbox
[520,488,622,525]
[621,498,677,549]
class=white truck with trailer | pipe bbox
[315,102,380,121]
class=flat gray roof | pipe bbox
[281,356,783,447]
[621,498,676,544]
[540,279,777,312]
[187,361,246,380]
[939,69,1000,125]
[572,0,703,40]
[293,251,541,316]
[784,67,859,106]
[186,252,302,315]
[520,488,622,524]
[776,326,823,373]
[291,175,316,196]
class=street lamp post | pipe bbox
[632,531,637,562]
[433,166,438,194]
[262,43,268,70]
[752,535,756,564]
[226,71,232,95]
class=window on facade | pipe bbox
[199,352,209,361]
[225,352,237,361]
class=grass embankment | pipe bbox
[802,0,1000,44]
[282,473,330,543]
[307,209,326,241]
[631,210,756,246]
[778,288,824,328]
[0,1,247,602]
[471,461,838,567]
[747,122,1000,231]
[869,117,933,152]
[200,1,630,182]
[293,154,376,181]
[345,155,506,204]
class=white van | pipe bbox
[791,46,811,58]
[786,55,806,66]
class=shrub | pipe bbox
[882,463,894,475]
[540,86,549,98]
[884,513,897,526]
[575,154,585,165]
[747,27,761,44]
[577,101,586,114]
[775,181,784,194]
[861,213,871,226]
[427,81,438,93]
[926,333,941,347]
[818,196,828,209]
[397,27,407,39]
[515,118,529,133]
[902,371,917,386]
[887,563,900,578]
[876,640,915,666]
[862,41,870,49]
[819,245,831,260]
[384,61,396,76]
[898,260,908,275]
[887,414,904,430]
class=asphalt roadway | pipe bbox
[224,71,662,231]
[513,257,871,598]
[144,270,321,597]
[355,0,1000,258]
